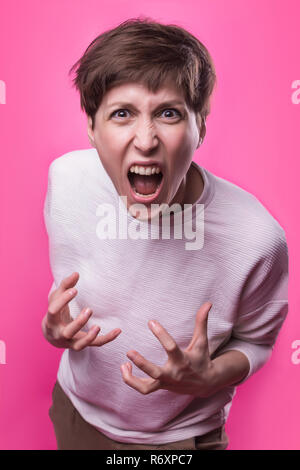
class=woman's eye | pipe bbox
[160,109,182,118]
[111,109,130,118]
[110,108,182,119]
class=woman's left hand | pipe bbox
[121,302,217,397]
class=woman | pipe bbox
[42,17,289,450]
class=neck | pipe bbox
[170,174,187,209]
[171,163,203,208]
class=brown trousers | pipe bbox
[49,380,229,450]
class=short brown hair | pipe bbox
[69,16,217,130]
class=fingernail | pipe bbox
[83,308,91,316]
[149,320,158,329]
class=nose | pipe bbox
[133,119,159,153]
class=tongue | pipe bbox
[131,174,161,195]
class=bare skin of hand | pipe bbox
[120,302,217,397]
[41,272,122,351]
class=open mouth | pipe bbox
[127,168,163,198]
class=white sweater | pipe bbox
[44,148,289,444]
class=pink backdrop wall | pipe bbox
[0,0,299,450]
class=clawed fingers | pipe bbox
[70,325,101,351]
[121,361,161,395]
[186,302,212,352]
[45,272,123,351]
[71,327,122,351]
[93,328,122,346]
[62,307,93,338]
[59,272,80,291]
[47,286,78,324]
[126,350,162,379]
[47,272,80,320]
[61,307,122,351]
[148,320,184,363]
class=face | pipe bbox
[87,80,205,220]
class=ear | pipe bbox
[196,113,206,148]
[87,116,96,148]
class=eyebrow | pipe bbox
[106,100,186,110]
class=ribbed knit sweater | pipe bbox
[44,148,289,444]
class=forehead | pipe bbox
[101,80,187,108]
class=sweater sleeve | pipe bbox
[44,162,56,302]
[43,159,82,319]
[214,228,289,385]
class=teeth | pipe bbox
[129,164,161,175]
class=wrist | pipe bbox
[208,350,250,395]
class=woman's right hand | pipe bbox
[41,272,122,350]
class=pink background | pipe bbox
[0,0,299,450]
